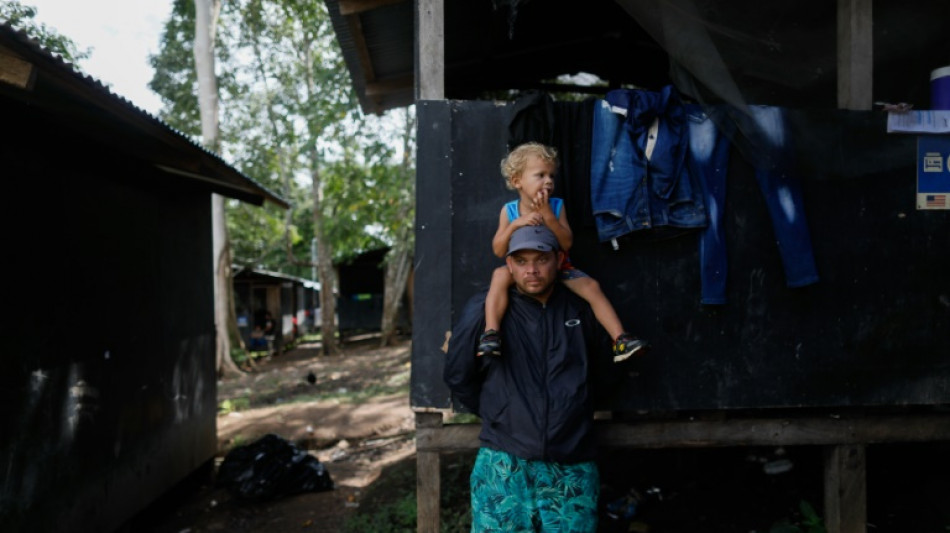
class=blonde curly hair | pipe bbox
[500,142,559,190]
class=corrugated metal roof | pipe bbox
[0,23,289,208]
[325,0,414,115]
[234,266,320,290]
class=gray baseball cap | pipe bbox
[507,225,560,256]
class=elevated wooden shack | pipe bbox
[323,1,950,531]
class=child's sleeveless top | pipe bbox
[503,198,586,278]
[504,198,563,222]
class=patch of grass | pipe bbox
[230,348,250,366]
[769,500,826,533]
[342,451,475,533]
[218,397,251,414]
[445,412,480,425]
[221,366,411,412]
[227,435,247,450]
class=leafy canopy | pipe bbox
[1,1,91,64]
[149,0,415,277]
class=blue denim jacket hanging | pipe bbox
[590,85,707,245]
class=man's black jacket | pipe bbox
[443,284,611,463]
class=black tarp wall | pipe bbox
[1,99,218,532]
[411,99,950,412]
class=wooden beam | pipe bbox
[837,0,873,110]
[415,412,443,533]
[824,444,867,533]
[338,0,404,16]
[416,422,479,451]
[418,413,947,533]
[417,414,950,451]
[345,14,376,83]
[365,74,413,97]
[0,45,36,90]
[415,0,444,100]
[599,414,950,448]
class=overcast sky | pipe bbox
[23,0,173,114]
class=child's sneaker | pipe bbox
[613,333,647,362]
[477,329,501,357]
[605,489,642,521]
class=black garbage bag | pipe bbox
[217,433,334,501]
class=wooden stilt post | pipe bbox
[837,0,873,110]
[823,444,867,533]
[416,411,444,533]
[415,0,444,528]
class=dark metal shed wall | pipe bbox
[411,99,950,411]
[1,104,217,532]
[337,250,385,333]
[336,248,412,335]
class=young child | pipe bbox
[478,142,647,362]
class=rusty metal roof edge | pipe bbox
[0,22,289,209]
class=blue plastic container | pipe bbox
[932,66,950,110]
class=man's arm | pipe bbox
[443,293,490,414]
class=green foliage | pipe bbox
[1,1,91,64]
[320,141,412,262]
[227,200,288,265]
[150,0,415,276]
[147,0,200,135]
[797,500,827,533]
[445,412,481,425]
[343,493,416,533]
[218,397,250,414]
[230,346,250,364]
[769,500,827,533]
[342,452,475,533]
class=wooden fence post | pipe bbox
[416,411,444,533]
[823,444,867,533]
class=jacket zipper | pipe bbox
[540,301,548,460]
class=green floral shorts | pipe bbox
[469,447,599,532]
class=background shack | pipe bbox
[0,25,285,532]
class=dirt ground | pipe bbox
[126,336,950,533]
[133,336,418,533]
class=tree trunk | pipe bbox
[196,0,240,376]
[214,226,243,376]
[299,41,341,356]
[312,159,341,356]
[380,240,412,346]
[380,108,416,346]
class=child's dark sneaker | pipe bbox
[477,329,501,357]
[613,333,647,362]
[605,489,642,521]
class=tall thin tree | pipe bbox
[195,0,242,375]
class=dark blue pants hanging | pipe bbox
[687,104,819,304]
